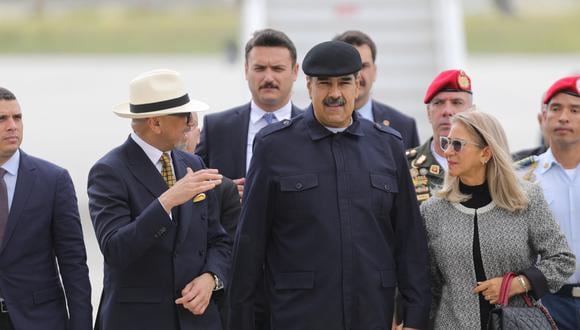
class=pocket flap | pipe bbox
[118,287,161,303]
[370,174,399,193]
[274,271,314,290]
[280,174,318,192]
[33,287,64,305]
[380,270,397,288]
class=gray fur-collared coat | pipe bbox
[420,181,575,329]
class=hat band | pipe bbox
[130,94,190,113]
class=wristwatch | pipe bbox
[212,273,224,291]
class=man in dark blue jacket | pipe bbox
[0,87,92,330]
[334,30,420,149]
[229,41,430,330]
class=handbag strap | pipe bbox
[498,272,517,306]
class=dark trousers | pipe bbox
[542,286,580,330]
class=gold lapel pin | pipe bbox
[193,193,206,203]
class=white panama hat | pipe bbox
[113,69,209,118]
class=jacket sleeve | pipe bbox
[87,162,175,269]
[525,183,575,296]
[391,139,431,329]
[201,185,233,288]
[52,169,93,329]
[228,135,272,330]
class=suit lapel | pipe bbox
[172,151,193,246]
[0,151,36,254]
[236,104,251,178]
[124,137,168,199]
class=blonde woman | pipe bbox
[421,111,575,329]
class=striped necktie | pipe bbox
[160,153,176,188]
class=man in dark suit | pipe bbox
[196,28,303,199]
[0,87,92,330]
[334,30,420,149]
[229,41,430,330]
[88,69,231,330]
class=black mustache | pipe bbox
[260,82,278,89]
[323,98,346,107]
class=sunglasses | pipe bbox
[169,112,192,124]
[440,136,482,153]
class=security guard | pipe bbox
[407,69,474,203]
[228,41,430,330]
[518,75,580,330]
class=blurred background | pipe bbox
[1,0,579,316]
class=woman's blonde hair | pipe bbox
[436,110,528,212]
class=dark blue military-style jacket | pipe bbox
[229,107,430,330]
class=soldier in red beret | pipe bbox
[406,69,475,203]
[517,75,580,330]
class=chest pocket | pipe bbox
[370,173,399,193]
[279,174,319,192]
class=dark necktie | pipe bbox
[160,153,176,188]
[0,168,9,245]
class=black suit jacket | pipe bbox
[371,100,420,149]
[88,137,231,330]
[196,103,303,179]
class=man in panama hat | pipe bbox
[88,69,231,330]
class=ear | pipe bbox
[306,77,313,100]
[147,117,162,133]
[481,146,492,164]
[426,105,433,124]
[292,63,299,81]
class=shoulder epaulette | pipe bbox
[259,118,294,137]
[514,156,537,170]
[373,122,402,140]
[515,156,538,182]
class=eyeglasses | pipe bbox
[440,136,482,153]
[169,112,192,124]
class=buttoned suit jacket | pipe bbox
[371,100,420,150]
[196,103,303,179]
[88,137,231,330]
[0,150,92,330]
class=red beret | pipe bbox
[424,69,472,104]
[543,75,580,104]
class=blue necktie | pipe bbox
[263,113,277,125]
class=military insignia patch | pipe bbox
[458,70,471,90]
[429,165,440,175]
[419,168,428,176]
[410,168,419,178]
[416,155,426,166]
[415,185,429,194]
[417,193,430,202]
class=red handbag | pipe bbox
[487,272,557,330]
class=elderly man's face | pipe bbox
[307,74,360,128]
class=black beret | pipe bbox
[302,41,362,77]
